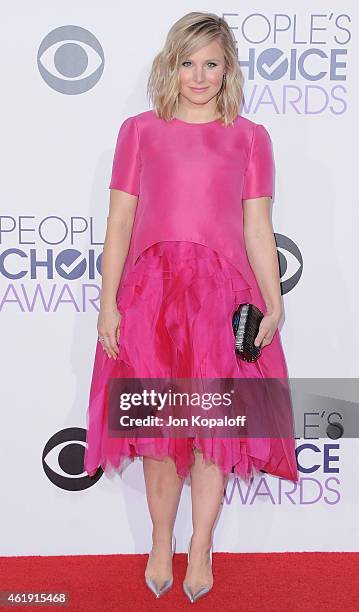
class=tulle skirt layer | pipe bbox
[84,241,299,483]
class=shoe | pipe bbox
[183,535,213,603]
[145,534,176,598]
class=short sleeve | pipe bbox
[242,124,274,200]
[108,116,141,196]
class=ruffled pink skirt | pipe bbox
[84,241,299,483]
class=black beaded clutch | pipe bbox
[232,303,264,362]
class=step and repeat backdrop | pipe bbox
[1,2,358,555]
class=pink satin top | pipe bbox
[108,109,274,310]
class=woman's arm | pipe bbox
[243,196,283,348]
[97,188,137,358]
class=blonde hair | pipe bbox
[147,11,244,127]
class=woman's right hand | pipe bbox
[97,304,122,359]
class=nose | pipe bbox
[193,68,206,84]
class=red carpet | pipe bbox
[0,552,358,611]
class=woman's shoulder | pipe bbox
[117,111,270,152]
[122,109,157,128]
[235,114,270,135]
[122,110,267,132]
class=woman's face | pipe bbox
[178,40,226,109]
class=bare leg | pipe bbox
[143,455,184,585]
[184,448,228,593]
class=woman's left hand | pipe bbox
[254,310,282,348]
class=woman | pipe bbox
[84,11,299,603]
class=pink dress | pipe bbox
[84,109,299,483]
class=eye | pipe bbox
[274,233,303,295]
[37,25,104,94]
[181,61,218,68]
[42,427,103,490]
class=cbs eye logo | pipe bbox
[275,233,303,295]
[37,25,104,94]
[43,427,102,490]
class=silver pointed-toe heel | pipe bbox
[183,536,213,603]
[145,534,176,599]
